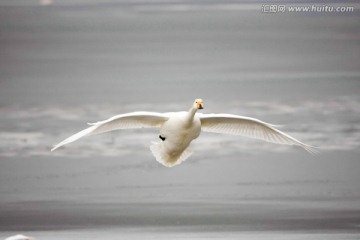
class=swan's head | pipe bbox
[194,98,204,110]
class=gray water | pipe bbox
[1,1,360,239]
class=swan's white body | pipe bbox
[52,99,316,167]
[4,235,34,240]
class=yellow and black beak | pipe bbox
[197,100,204,109]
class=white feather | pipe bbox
[199,113,318,154]
[150,141,193,167]
[51,112,169,151]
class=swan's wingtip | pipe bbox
[303,144,320,155]
[50,145,60,152]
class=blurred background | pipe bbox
[0,0,359,239]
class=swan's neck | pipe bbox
[186,106,197,125]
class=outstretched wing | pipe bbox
[199,113,317,154]
[51,111,169,151]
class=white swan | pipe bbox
[4,235,35,240]
[51,99,316,167]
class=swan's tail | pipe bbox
[150,142,193,167]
